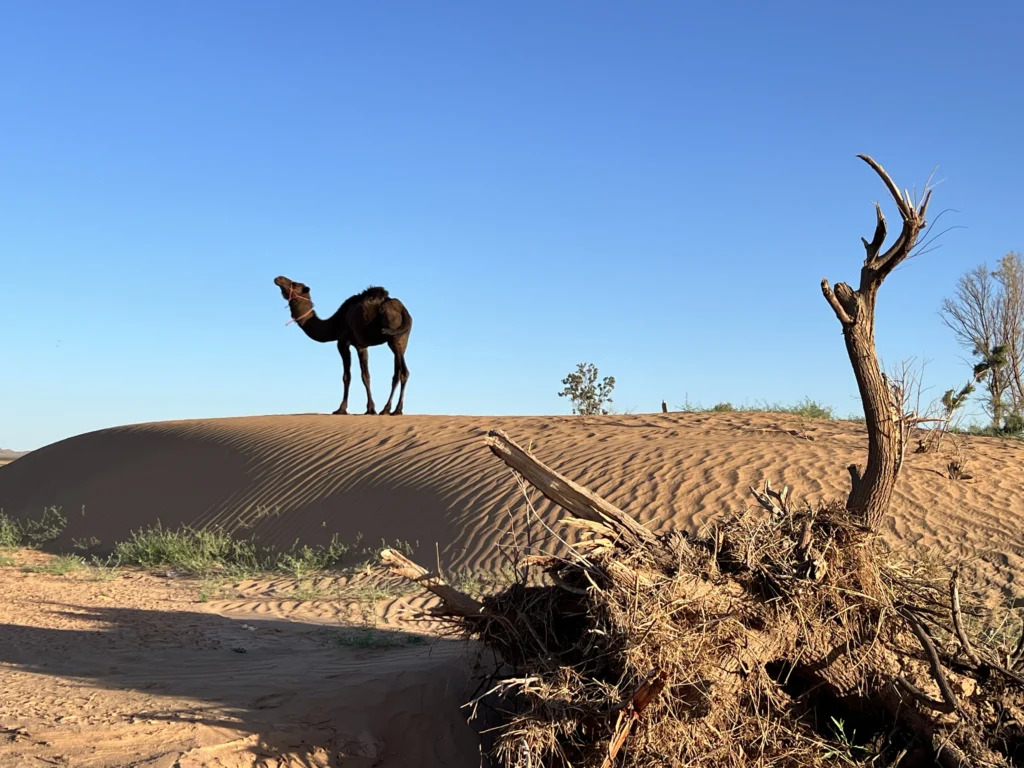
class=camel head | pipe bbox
[275,276,316,326]
[274,275,311,302]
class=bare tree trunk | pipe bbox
[822,155,933,529]
[839,310,903,527]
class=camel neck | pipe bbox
[287,298,315,324]
[290,306,334,343]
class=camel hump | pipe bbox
[361,286,390,301]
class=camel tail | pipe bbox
[382,303,412,337]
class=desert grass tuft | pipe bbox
[110,523,358,577]
[317,627,428,650]
[110,523,420,581]
[24,554,88,575]
[0,506,67,549]
[676,396,835,419]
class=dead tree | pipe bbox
[821,155,933,529]
[381,430,1023,767]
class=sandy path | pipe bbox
[0,555,480,768]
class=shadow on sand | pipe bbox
[0,602,487,767]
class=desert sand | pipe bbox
[0,550,481,767]
[1,411,1022,766]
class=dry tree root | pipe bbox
[381,430,1024,767]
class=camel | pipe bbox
[274,276,412,415]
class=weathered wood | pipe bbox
[600,671,667,768]
[379,548,484,618]
[485,429,676,567]
[749,478,790,517]
[602,709,635,768]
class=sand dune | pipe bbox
[3,412,1024,766]
[0,450,24,469]
[1,412,1021,598]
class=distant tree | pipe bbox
[558,363,615,415]
[992,253,1024,412]
[940,252,1024,428]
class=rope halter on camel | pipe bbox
[284,286,315,326]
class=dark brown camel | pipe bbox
[274,276,412,415]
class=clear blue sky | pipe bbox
[2,1,1022,450]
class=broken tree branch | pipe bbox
[379,548,484,618]
[855,154,931,281]
[749,478,791,517]
[821,279,854,325]
[857,154,912,220]
[600,670,668,768]
[861,202,888,260]
[949,567,982,668]
[895,676,957,714]
[485,429,676,568]
[903,611,965,718]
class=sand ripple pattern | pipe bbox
[1,412,1021,598]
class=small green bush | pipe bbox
[775,397,835,420]
[952,423,1024,441]
[112,523,263,574]
[0,506,67,549]
[110,524,399,577]
[559,362,616,415]
[24,554,87,575]
[676,397,834,419]
[1003,412,1024,434]
[0,515,20,549]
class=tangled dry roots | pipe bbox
[381,431,1024,767]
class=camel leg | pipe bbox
[393,354,410,415]
[387,337,410,416]
[357,347,376,415]
[334,342,352,415]
[380,340,403,415]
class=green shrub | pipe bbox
[111,523,379,577]
[676,397,834,419]
[778,397,835,419]
[0,506,67,549]
[559,362,616,415]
